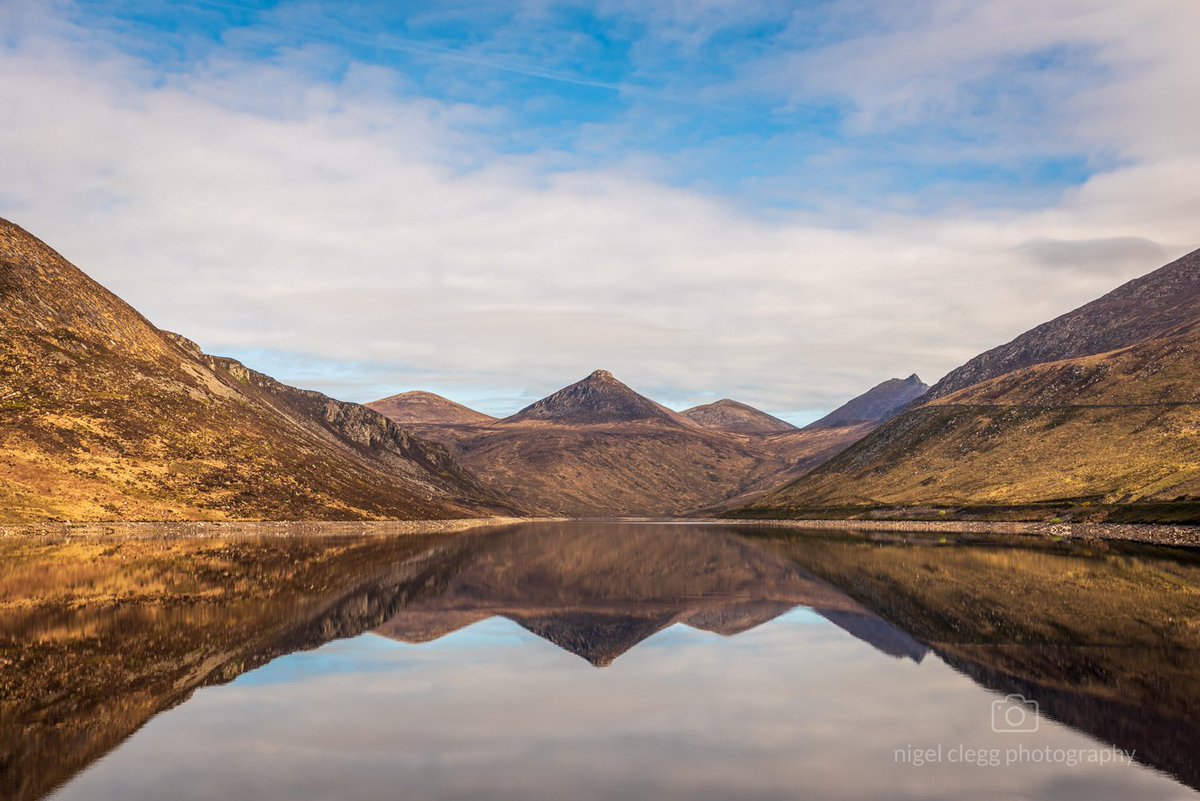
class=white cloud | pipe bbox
[1,1,1198,422]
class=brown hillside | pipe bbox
[736,247,1200,523]
[736,321,1200,521]
[681,398,798,434]
[402,372,881,517]
[0,219,506,522]
[368,390,496,426]
[926,246,1200,399]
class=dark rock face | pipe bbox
[926,247,1200,400]
[504,369,685,426]
[681,398,798,434]
[806,374,929,428]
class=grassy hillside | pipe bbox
[734,323,1200,522]
[0,219,506,522]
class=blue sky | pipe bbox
[3,0,1198,421]
[72,0,1103,210]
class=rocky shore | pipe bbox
[721,517,1200,547]
[0,516,542,540]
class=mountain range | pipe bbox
[368,369,918,517]
[6,215,1199,522]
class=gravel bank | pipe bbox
[715,518,1200,547]
[0,516,549,540]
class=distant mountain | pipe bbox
[398,370,873,517]
[681,399,798,434]
[926,247,1200,400]
[369,390,496,426]
[504,369,685,426]
[734,246,1200,523]
[806,375,929,428]
[0,219,507,522]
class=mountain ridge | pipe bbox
[925,247,1200,400]
[806,374,929,429]
[391,372,907,517]
[735,247,1200,522]
[0,218,507,522]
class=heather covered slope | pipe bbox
[736,320,1200,522]
[431,372,780,516]
[0,219,506,522]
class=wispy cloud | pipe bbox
[1,0,1198,421]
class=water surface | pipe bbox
[3,522,1199,800]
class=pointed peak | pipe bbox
[806,375,931,429]
[503,371,683,426]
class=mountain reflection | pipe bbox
[370,523,927,665]
[2,523,1198,801]
[740,527,1200,793]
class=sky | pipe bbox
[2,0,1199,423]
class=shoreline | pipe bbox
[708,517,1200,547]
[2,514,1198,548]
[0,516,552,540]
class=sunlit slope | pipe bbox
[736,320,1200,521]
[0,219,505,521]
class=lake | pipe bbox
[3,521,1199,801]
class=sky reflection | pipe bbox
[50,608,1193,801]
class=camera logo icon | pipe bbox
[992,694,1040,733]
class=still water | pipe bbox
[3,522,1199,800]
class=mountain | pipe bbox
[368,390,496,426]
[926,247,1200,400]
[734,247,1200,522]
[504,369,685,426]
[388,371,928,517]
[805,374,929,428]
[0,219,508,522]
[681,399,798,434]
[394,370,881,517]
